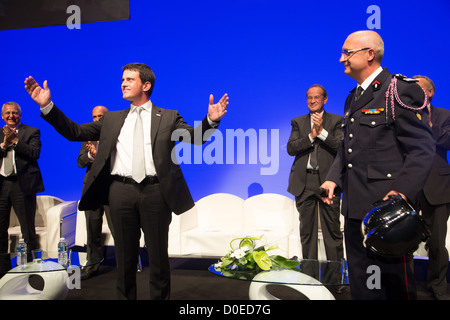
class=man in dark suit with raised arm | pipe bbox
[0,102,44,276]
[414,75,450,300]
[287,84,343,261]
[320,31,435,299]
[24,63,229,299]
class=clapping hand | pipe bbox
[310,112,323,138]
[86,141,97,158]
[2,126,18,148]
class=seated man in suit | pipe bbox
[24,63,228,299]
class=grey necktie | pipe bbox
[355,86,364,102]
[3,148,14,176]
[132,107,145,183]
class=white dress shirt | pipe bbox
[111,100,157,178]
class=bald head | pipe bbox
[92,106,108,122]
[340,30,385,84]
[347,30,384,63]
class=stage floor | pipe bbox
[62,252,447,301]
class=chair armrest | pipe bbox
[46,201,78,258]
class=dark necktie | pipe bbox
[355,86,364,102]
[132,107,145,183]
[310,142,318,169]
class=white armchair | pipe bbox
[168,206,197,256]
[235,193,296,258]
[181,193,245,256]
[75,202,114,247]
[75,202,145,261]
[8,195,78,258]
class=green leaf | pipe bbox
[220,257,234,267]
[239,238,255,249]
[269,255,300,269]
[253,251,272,270]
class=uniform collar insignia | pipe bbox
[371,80,381,91]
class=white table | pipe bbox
[210,259,348,300]
[0,261,69,300]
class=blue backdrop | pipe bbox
[1,0,449,202]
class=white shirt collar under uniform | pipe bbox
[358,66,383,92]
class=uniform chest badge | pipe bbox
[362,108,384,115]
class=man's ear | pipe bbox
[143,81,152,94]
[367,48,376,62]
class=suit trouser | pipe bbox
[108,179,172,300]
[295,171,343,260]
[345,217,416,300]
[0,178,37,261]
[84,205,113,272]
[418,192,450,295]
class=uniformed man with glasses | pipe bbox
[321,30,435,300]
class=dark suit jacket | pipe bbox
[42,104,217,214]
[287,111,343,197]
[422,105,450,206]
[326,68,435,219]
[0,123,45,195]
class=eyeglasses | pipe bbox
[341,47,370,57]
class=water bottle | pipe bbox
[57,237,68,268]
[16,238,27,267]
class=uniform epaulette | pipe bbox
[386,75,428,120]
[393,74,419,83]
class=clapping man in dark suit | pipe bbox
[77,105,114,280]
[287,85,343,261]
[24,63,229,299]
[321,31,435,299]
[0,102,44,275]
[414,75,450,300]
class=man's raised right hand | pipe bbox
[24,76,51,108]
